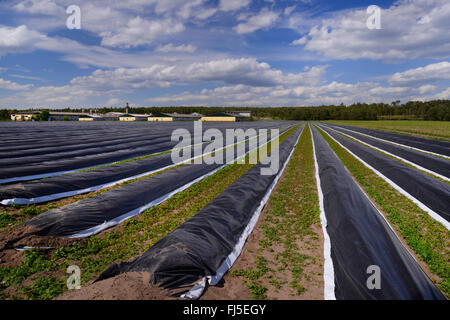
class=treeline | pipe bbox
[1,100,449,121]
[114,100,450,121]
[101,100,450,121]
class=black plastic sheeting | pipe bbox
[320,123,450,179]
[0,126,289,204]
[311,125,444,300]
[318,124,450,223]
[0,151,175,204]
[23,162,223,238]
[0,121,295,182]
[0,135,171,165]
[326,123,450,156]
[96,125,303,291]
[0,140,176,183]
[19,125,299,238]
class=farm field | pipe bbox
[325,120,450,141]
[0,121,448,300]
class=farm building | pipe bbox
[200,112,236,122]
[79,114,120,121]
[224,111,252,118]
[78,116,94,121]
[10,112,39,121]
[168,112,202,121]
[119,114,149,121]
[147,113,173,122]
[49,112,90,121]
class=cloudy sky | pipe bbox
[0,0,449,109]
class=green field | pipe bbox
[325,120,450,141]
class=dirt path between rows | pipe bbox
[203,126,324,300]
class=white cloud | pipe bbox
[195,8,218,20]
[418,85,437,94]
[146,80,437,107]
[0,78,32,90]
[0,25,45,55]
[145,61,450,107]
[434,87,450,99]
[284,5,296,16]
[219,0,251,12]
[234,8,279,34]
[69,58,327,90]
[0,83,119,107]
[13,0,63,15]
[105,97,122,106]
[388,61,450,86]
[297,0,450,60]
[291,36,307,45]
[156,43,196,53]
[100,17,185,48]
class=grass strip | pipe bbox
[0,126,299,300]
[327,127,450,185]
[325,120,450,141]
[231,124,323,299]
[316,125,450,297]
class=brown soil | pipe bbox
[0,223,83,251]
[202,170,325,300]
[0,223,85,269]
[3,270,67,299]
[57,272,177,300]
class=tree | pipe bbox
[0,109,10,121]
[39,110,50,121]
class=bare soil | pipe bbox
[57,272,176,300]
[203,164,325,300]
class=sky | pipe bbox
[0,0,449,109]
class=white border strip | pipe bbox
[182,125,304,300]
[309,125,336,301]
[321,125,449,182]
[322,123,450,160]
[316,124,450,230]
[66,126,294,239]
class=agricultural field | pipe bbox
[326,120,450,141]
[0,120,448,301]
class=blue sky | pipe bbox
[0,0,449,109]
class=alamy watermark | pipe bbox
[367,5,381,30]
[66,5,81,30]
[66,265,81,290]
[170,122,280,176]
[366,265,381,290]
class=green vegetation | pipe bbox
[19,276,65,300]
[0,126,298,300]
[231,124,323,299]
[112,100,449,121]
[330,128,449,184]
[0,110,10,121]
[0,205,52,231]
[39,110,50,121]
[316,125,450,297]
[3,99,449,121]
[326,120,450,141]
